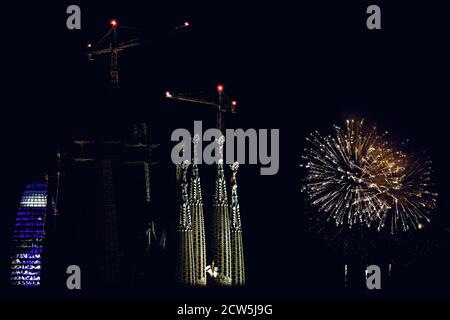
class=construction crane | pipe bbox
[87,19,189,88]
[165,84,237,132]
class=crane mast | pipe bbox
[87,19,141,88]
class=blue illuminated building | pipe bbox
[10,183,48,287]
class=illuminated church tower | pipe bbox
[229,162,245,286]
[176,161,195,285]
[211,136,232,285]
[189,135,207,286]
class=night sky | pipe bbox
[2,1,450,299]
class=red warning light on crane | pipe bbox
[184,21,190,27]
[110,19,118,27]
[217,84,224,93]
[231,100,237,107]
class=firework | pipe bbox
[301,119,437,234]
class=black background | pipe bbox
[1,0,450,300]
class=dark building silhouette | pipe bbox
[45,123,165,289]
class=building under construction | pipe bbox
[172,86,246,287]
[43,123,169,289]
[85,19,246,287]
[176,154,246,287]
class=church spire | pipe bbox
[211,136,232,285]
[230,162,245,286]
[189,134,207,286]
[176,160,195,285]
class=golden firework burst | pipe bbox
[301,119,437,234]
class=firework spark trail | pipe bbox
[301,119,437,234]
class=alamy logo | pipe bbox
[66,265,81,290]
[366,5,381,30]
[366,265,381,290]
[171,121,279,175]
[66,5,81,30]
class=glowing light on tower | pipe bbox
[10,183,48,287]
[110,19,118,27]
